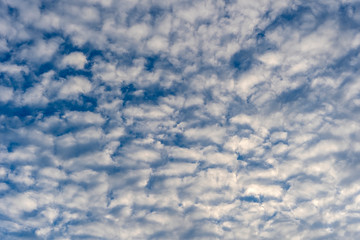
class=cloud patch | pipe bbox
[0,0,359,239]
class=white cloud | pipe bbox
[1,0,360,239]
[22,84,48,106]
[128,23,150,41]
[0,192,38,217]
[147,35,169,53]
[75,127,104,144]
[272,142,289,155]
[123,104,174,120]
[270,131,288,142]
[20,38,61,63]
[0,39,8,52]
[59,76,92,98]
[224,135,263,155]
[156,162,198,176]
[128,148,161,163]
[61,52,87,69]
[184,125,226,144]
[106,127,125,140]
[39,167,67,180]
[0,63,29,75]
[0,86,13,103]
[64,111,105,125]
[244,184,283,198]
[168,146,204,161]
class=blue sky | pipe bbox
[1,0,360,239]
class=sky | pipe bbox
[1,0,360,239]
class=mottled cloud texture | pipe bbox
[1,0,360,239]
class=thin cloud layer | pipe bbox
[1,0,360,239]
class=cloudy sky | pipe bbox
[1,0,360,239]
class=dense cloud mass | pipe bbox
[1,0,360,239]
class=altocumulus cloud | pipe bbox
[1,0,360,239]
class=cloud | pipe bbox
[1,0,360,239]
[0,63,28,75]
[20,38,62,64]
[184,125,226,144]
[58,76,92,98]
[60,52,87,70]
[0,86,13,103]
[63,111,106,125]
[146,35,169,53]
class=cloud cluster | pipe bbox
[1,0,360,239]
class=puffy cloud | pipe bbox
[184,125,226,144]
[20,38,62,63]
[63,111,106,125]
[0,86,13,103]
[147,35,169,53]
[0,0,360,239]
[0,63,28,75]
[60,52,87,69]
[58,76,92,98]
